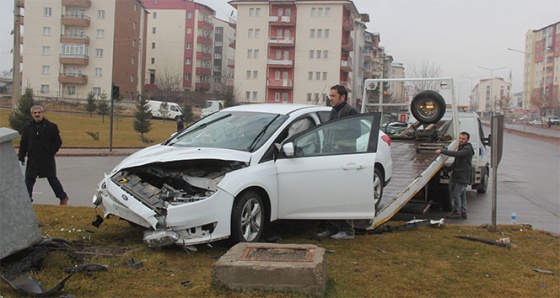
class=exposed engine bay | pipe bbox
[110,159,247,215]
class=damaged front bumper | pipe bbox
[93,172,236,247]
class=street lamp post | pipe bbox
[478,66,506,116]
[541,47,551,127]
[507,48,532,111]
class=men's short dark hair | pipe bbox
[330,85,348,102]
[460,131,470,140]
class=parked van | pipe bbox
[147,100,183,120]
[200,100,225,118]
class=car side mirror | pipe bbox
[282,142,295,157]
[485,134,491,146]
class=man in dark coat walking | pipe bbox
[18,105,69,205]
[435,131,474,219]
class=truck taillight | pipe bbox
[381,134,391,146]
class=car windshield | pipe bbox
[168,111,287,151]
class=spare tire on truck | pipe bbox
[410,90,447,124]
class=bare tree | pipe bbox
[407,60,443,95]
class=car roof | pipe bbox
[222,103,331,115]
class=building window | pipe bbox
[323,50,329,59]
[318,7,323,17]
[275,92,280,102]
[307,93,312,102]
[311,8,316,17]
[186,28,193,34]
[282,93,288,102]
[42,27,51,36]
[246,91,250,101]
[255,29,260,38]
[254,49,259,58]
[314,93,319,102]
[152,42,155,49]
[325,7,330,17]
[253,70,258,79]
[246,70,251,79]
[323,72,328,80]
[275,71,280,80]
[317,29,323,38]
[247,49,252,58]
[41,65,50,75]
[44,7,52,16]
[133,22,136,30]
[131,57,135,65]
[310,29,315,38]
[185,58,191,65]
[42,46,50,55]
[256,8,261,17]
[134,4,137,11]
[98,10,105,19]
[40,85,49,94]
[309,50,314,59]
[97,29,105,38]
[308,72,313,80]
[324,29,330,38]
[215,53,222,59]
[249,8,254,17]
[316,50,322,58]
[151,57,155,64]
[316,72,320,80]
[252,91,257,100]
[216,27,223,34]
[185,73,191,80]
[276,50,282,59]
[187,12,193,19]
[152,27,156,34]
[278,8,283,16]
[286,8,291,17]
[68,86,76,95]
[186,42,192,49]
[130,75,134,83]
[248,29,253,39]
[93,87,101,95]
[95,68,102,77]
[153,12,157,19]
[132,39,136,47]
[95,48,103,57]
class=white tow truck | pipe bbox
[361,78,490,230]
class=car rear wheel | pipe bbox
[410,90,447,124]
[231,190,265,243]
[476,167,489,193]
[374,168,384,212]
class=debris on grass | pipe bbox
[456,235,510,248]
[533,268,555,275]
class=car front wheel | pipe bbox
[230,190,265,243]
[374,168,384,212]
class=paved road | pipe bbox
[28,125,559,234]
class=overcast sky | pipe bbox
[2,0,558,102]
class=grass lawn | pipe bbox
[1,205,558,297]
[0,108,180,148]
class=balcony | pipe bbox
[267,59,293,68]
[227,58,235,68]
[229,38,236,49]
[196,51,212,60]
[62,0,91,8]
[197,35,212,45]
[61,14,91,27]
[196,67,211,76]
[340,60,352,72]
[59,54,89,65]
[269,15,295,26]
[343,20,354,31]
[267,79,293,89]
[60,34,89,45]
[195,82,210,91]
[269,36,294,46]
[59,73,88,85]
[342,37,353,52]
[198,20,213,31]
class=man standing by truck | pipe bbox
[435,132,474,219]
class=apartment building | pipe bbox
[521,21,559,114]
[472,78,511,115]
[229,0,364,105]
[211,17,236,94]
[142,0,214,92]
[21,0,148,101]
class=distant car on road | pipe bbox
[548,116,559,126]
[530,119,543,126]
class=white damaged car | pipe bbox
[93,104,392,248]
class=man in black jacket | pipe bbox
[18,105,69,205]
[435,131,474,219]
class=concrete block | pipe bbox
[0,127,42,260]
[212,242,327,297]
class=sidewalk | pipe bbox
[481,119,560,140]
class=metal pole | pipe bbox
[109,88,114,152]
[490,117,498,231]
[12,0,21,107]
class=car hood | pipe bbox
[112,144,252,172]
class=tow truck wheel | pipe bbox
[437,184,454,212]
[410,90,446,124]
[476,167,489,193]
[231,190,265,243]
